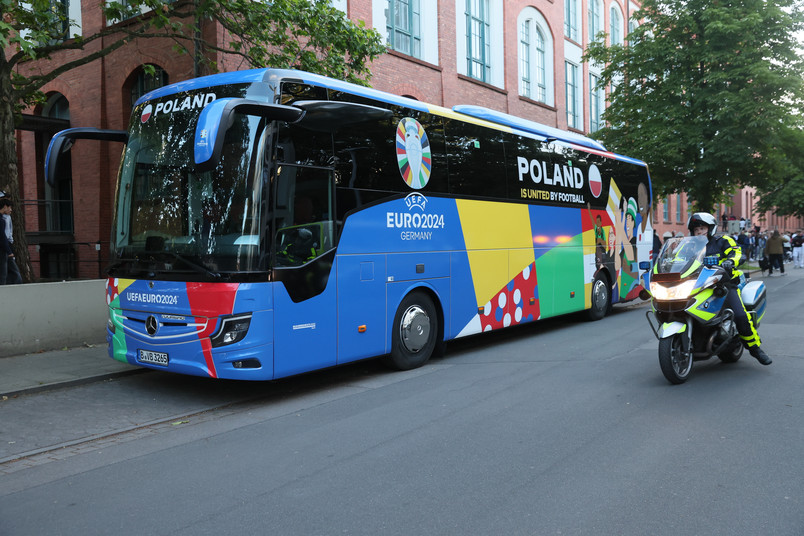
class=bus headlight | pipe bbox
[211,314,252,347]
[650,280,696,300]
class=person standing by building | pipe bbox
[757,232,767,262]
[792,231,804,268]
[782,231,792,262]
[765,230,787,276]
[0,198,22,284]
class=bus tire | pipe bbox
[586,273,610,321]
[386,290,439,371]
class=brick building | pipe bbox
[15,0,793,279]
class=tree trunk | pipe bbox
[0,64,34,283]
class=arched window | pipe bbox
[40,93,75,271]
[129,65,168,109]
[43,93,70,121]
[517,7,553,105]
[609,4,623,46]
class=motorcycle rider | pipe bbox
[688,212,772,365]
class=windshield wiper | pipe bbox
[107,257,144,276]
[146,251,221,279]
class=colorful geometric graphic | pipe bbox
[479,263,540,331]
[396,118,432,189]
[106,277,134,306]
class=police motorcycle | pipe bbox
[641,236,767,384]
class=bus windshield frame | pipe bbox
[110,84,275,282]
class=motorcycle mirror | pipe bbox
[639,289,652,301]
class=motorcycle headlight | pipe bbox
[650,280,696,300]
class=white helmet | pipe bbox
[687,212,718,238]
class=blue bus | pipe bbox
[46,68,654,380]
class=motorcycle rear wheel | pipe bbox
[659,334,692,384]
[718,341,743,363]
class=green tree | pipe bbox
[584,0,804,212]
[0,0,386,281]
[754,126,804,218]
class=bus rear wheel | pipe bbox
[386,291,439,371]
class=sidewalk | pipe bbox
[0,344,143,398]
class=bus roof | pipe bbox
[136,68,648,168]
[451,105,607,152]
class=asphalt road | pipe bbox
[1,274,802,535]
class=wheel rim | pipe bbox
[399,305,431,353]
[592,278,608,311]
[672,337,692,378]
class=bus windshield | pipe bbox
[110,86,271,281]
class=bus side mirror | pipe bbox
[45,128,128,186]
[194,98,304,172]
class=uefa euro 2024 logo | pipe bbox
[396,118,432,189]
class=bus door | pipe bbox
[272,164,338,378]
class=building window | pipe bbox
[589,73,604,132]
[386,0,421,58]
[466,0,491,82]
[520,20,531,97]
[130,66,168,108]
[676,194,683,222]
[588,0,602,42]
[519,19,548,102]
[517,7,553,105]
[610,5,623,46]
[628,17,638,38]
[564,0,579,42]
[663,197,670,222]
[565,61,580,129]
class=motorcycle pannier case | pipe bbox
[741,280,766,313]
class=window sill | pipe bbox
[518,95,556,112]
[386,49,442,72]
[457,74,507,95]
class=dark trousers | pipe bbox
[725,287,760,347]
[768,253,784,274]
[0,254,22,284]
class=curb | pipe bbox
[1,368,150,399]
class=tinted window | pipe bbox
[443,119,508,199]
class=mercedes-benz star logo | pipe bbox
[146,315,159,336]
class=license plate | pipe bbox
[138,349,169,366]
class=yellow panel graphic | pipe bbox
[457,200,535,306]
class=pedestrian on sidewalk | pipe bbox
[0,197,22,285]
[765,230,787,276]
[792,231,804,268]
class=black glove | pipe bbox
[721,259,735,274]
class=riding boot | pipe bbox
[748,346,772,366]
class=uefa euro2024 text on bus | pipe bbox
[46,68,654,381]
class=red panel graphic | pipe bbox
[186,282,239,378]
[479,263,540,331]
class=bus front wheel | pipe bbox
[586,273,611,321]
[386,291,439,371]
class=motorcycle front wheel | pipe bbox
[658,334,692,384]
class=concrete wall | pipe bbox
[0,280,107,357]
